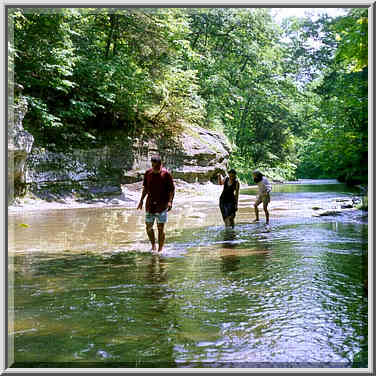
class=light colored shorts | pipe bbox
[145,210,168,224]
[255,193,270,206]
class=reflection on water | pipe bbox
[9,181,368,368]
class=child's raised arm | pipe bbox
[218,173,225,185]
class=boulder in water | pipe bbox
[313,209,342,217]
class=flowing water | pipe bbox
[8,180,368,368]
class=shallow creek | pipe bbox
[8,180,368,368]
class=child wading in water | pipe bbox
[218,169,240,228]
[252,170,271,226]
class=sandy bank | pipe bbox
[8,180,255,214]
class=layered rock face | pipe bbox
[23,124,231,199]
[8,97,34,200]
[8,94,231,201]
[124,126,231,184]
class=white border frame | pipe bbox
[2,1,373,374]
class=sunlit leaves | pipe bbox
[333,8,368,72]
[24,96,63,128]
[295,9,368,183]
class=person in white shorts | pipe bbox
[252,170,271,225]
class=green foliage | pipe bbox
[9,7,368,185]
[186,7,302,174]
[23,96,63,128]
[12,8,207,142]
[228,148,297,184]
[293,9,368,184]
[149,67,206,126]
[333,8,368,72]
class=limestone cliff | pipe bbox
[123,125,231,184]
[8,96,34,201]
[21,124,231,201]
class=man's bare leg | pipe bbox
[253,203,260,222]
[146,223,156,251]
[157,223,165,252]
[263,202,269,225]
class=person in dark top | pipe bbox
[137,155,175,252]
[218,169,240,228]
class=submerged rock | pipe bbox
[340,203,354,209]
[313,209,342,217]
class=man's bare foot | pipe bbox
[151,244,156,251]
[252,219,259,223]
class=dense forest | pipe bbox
[9,7,368,184]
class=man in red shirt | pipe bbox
[137,155,175,252]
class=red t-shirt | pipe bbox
[143,167,175,213]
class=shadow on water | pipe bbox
[219,230,242,273]
[10,180,368,368]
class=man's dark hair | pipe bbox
[253,170,263,183]
[151,155,162,164]
[228,169,237,175]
